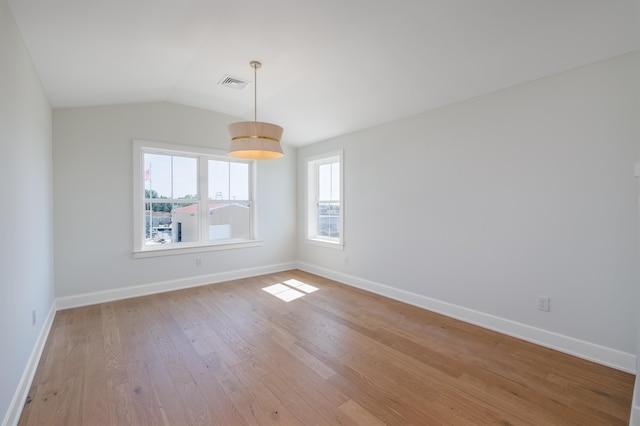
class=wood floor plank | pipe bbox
[209,362,248,395]
[18,270,634,425]
[174,380,219,426]
[546,372,633,424]
[228,381,282,425]
[464,365,615,425]
[265,321,338,380]
[430,390,527,426]
[152,326,194,388]
[173,341,248,426]
[145,358,191,426]
[126,360,168,425]
[49,375,83,425]
[106,378,137,426]
[259,372,336,426]
[80,338,109,425]
[328,368,442,425]
[101,304,125,381]
[337,399,386,426]
[19,380,58,426]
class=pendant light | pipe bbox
[227,61,284,159]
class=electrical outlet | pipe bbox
[195,258,202,267]
[32,310,36,326]
[538,296,550,312]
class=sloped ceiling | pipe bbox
[7,0,640,146]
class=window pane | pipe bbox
[145,205,172,244]
[209,160,229,200]
[317,201,340,238]
[209,160,249,201]
[331,162,340,200]
[318,162,339,201]
[144,153,172,199]
[172,203,199,243]
[209,202,251,241]
[318,163,331,200]
[172,156,197,199]
[144,203,199,246]
[144,153,197,199]
[230,162,249,200]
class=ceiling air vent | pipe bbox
[218,75,250,90]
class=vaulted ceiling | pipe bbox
[7,0,639,146]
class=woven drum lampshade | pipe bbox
[227,121,284,159]
[227,61,284,160]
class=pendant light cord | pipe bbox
[253,63,258,122]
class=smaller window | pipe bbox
[306,151,343,246]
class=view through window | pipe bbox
[133,140,256,254]
[306,151,343,245]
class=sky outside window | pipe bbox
[144,153,197,199]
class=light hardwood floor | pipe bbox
[19,270,634,425]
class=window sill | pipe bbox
[304,238,344,250]
[133,240,262,258]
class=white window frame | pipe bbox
[132,139,260,258]
[305,150,344,249]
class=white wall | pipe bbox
[633,161,640,420]
[297,52,640,369]
[0,0,54,423]
[53,102,296,298]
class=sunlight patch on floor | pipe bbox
[283,279,319,294]
[262,280,319,302]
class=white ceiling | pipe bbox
[7,0,639,146]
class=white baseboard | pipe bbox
[2,300,57,426]
[631,377,640,426]
[297,261,636,373]
[57,262,297,310]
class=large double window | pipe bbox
[133,140,257,256]
[306,151,343,247]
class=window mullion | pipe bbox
[249,160,257,239]
[199,157,209,244]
